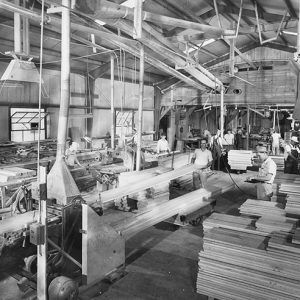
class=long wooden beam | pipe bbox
[115,174,236,239]
[199,4,293,22]
[99,164,197,204]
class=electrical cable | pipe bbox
[220,152,257,198]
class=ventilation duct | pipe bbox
[1,59,42,83]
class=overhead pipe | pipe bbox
[103,17,222,90]
[136,44,144,171]
[110,54,115,149]
[77,0,236,39]
[22,0,30,55]
[0,0,207,91]
[55,0,71,160]
[14,0,21,53]
[220,86,224,138]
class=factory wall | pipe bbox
[92,78,154,137]
[0,62,87,141]
[0,62,155,142]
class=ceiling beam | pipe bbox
[283,0,297,18]
[199,4,293,23]
[264,41,296,53]
[204,42,260,68]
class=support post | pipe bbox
[136,43,144,171]
[14,0,21,53]
[86,75,94,145]
[135,0,144,171]
[110,54,115,149]
[154,87,161,140]
[246,105,250,150]
[37,166,47,300]
[22,0,29,55]
[56,0,71,160]
[220,86,224,138]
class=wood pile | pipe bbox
[197,222,300,300]
[203,213,255,234]
[0,139,57,165]
[114,167,170,212]
[285,196,300,216]
[239,199,285,217]
[270,155,284,171]
[0,167,36,183]
[115,179,235,240]
[99,164,196,205]
[227,150,253,171]
[255,216,298,233]
[293,228,300,245]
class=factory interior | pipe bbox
[0,0,300,299]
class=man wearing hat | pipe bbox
[284,136,300,174]
[247,144,277,201]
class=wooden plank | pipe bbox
[99,164,197,204]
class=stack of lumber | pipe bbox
[279,183,300,196]
[285,196,300,216]
[292,228,300,245]
[203,213,255,234]
[197,225,300,300]
[270,155,284,171]
[115,179,235,240]
[239,199,285,217]
[114,167,170,212]
[100,164,196,205]
[0,167,36,183]
[227,150,253,171]
[268,231,300,258]
[255,216,298,233]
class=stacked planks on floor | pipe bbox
[197,214,300,300]
[114,167,170,212]
[239,199,285,217]
[227,150,253,171]
[203,213,255,234]
[293,228,300,245]
[239,199,298,234]
[270,155,284,171]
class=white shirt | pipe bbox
[193,148,213,168]
[223,133,234,145]
[258,156,277,184]
[157,139,170,153]
[271,132,281,146]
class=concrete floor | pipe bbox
[0,171,256,300]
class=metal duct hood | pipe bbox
[1,59,42,83]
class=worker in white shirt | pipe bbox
[156,133,170,154]
[223,129,235,151]
[247,144,277,201]
[65,141,82,168]
[191,138,213,189]
[271,129,281,155]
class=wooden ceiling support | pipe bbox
[283,0,298,18]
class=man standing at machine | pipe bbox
[191,138,213,190]
[248,144,277,201]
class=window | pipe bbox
[10,107,47,142]
[115,110,134,137]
